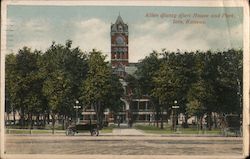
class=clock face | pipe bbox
[116,35,125,45]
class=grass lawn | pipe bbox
[6,129,65,134]
[134,125,172,134]
[5,124,66,134]
[180,128,222,134]
[134,125,222,135]
[6,125,116,134]
[100,125,117,133]
[6,124,222,135]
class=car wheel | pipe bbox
[91,129,99,136]
[68,129,75,136]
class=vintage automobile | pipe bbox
[65,121,99,136]
[223,114,242,137]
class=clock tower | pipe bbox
[111,14,129,67]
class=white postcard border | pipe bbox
[1,0,249,158]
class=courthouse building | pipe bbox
[82,15,168,124]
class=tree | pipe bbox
[41,40,88,132]
[186,79,215,130]
[214,50,243,114]
[81,50,112,128]
[8,47,44,128]
[171,52,196,128]
[5,54,18,124]
[5,38,242,132]
[136,51,162,127]
[137,49,242,130]
[104,75,124,117]
[42,70,70,133]
[152,51,189,128]
[136,51,161,95]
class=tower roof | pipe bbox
[111,14,128,32]
[115,15,124,25]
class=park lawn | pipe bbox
[100,125,116,133]
[6,129,65,134]
[6,129,31,134]
[180,128,221,134]
[100,127,113,133]
[134,125,173,134]
[134,125,222,135]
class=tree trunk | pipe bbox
[65,116,69,129]
[160,118,163,129]
[199,117,203,130]
[20,109,25,128]
[28,113,32,134]
[43,113,46,127]
[172,110,175,131]
[62,115,65,130]
[13,111,16,125]
[47,113,50,124]
[182,113,189,128]
[160,110,163,129]
[36,115,40,128]
[165,113,168,125]
[207,112,212,130]
[94,102,99,128]
[52,113,55,134]
[31,114,34,129]
[156,111,159,128]
[95,101,104,129]
[213,113,218,129]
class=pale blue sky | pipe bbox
[7,5,243,62]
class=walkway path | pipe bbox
[112,128,145,135]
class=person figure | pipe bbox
[117,116,120,127]
[149,114,153,125]
[128,118,132,128]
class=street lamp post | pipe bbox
[74,100,81,124]
[172,100,179,131]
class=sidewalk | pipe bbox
[111,123,145,135]
[112,128,144,135]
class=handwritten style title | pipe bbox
[145,12,234,24]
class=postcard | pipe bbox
[1,0,249,159]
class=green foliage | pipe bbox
[80,50,123,126]
[5,53,18,114]
[5,47,46,128]
[5,41,90,130]
[135,52,162,124]
[105,75,124,112]
[136,49,242,124]
[5,39,242,131]
[136,51,161,96]
[81,50,111,105]
[41,40,88,116]
[186,80,215,117]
